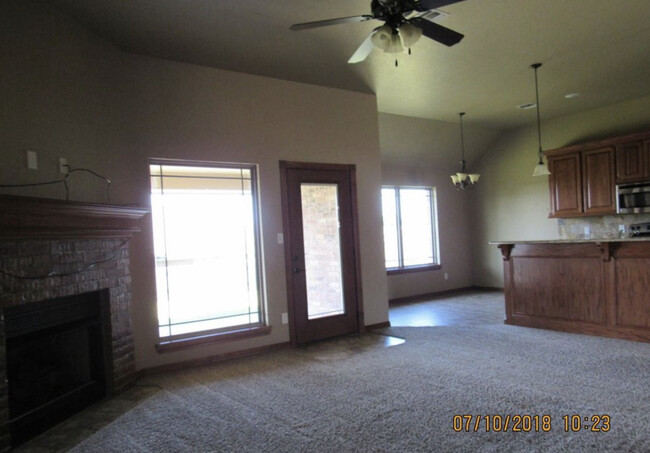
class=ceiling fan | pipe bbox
[290,0,465,64]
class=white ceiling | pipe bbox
[47,0,650,130]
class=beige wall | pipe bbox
[471,95,650,288]
[380,164,474,299]
[379,113,502,299]
[0,0,132,204]
[1,1,389,371]
[125,57,389,370]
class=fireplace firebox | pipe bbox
[5,290,110,447]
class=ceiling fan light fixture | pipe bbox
[371,24,393,51]
[399,22,422,48]
[291,0,465,64]
[385,33,404,53]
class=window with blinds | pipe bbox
[149,162,265,340]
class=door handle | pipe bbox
[292,255,303,274]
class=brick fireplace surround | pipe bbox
[0,195,148,450]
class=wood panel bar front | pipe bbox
[496,240,650,343]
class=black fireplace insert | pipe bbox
[4,290,110,447]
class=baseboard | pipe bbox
[136,341,291,378]
[471,286,504,292]
[366,321,390,330]
[389,285,503,306]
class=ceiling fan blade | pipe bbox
[414,0,465,11]
[410,17,464,46]
[290,15,373,31]
[348,30,377,64]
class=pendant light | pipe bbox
[450,112,480,190]
[531,63,551,176]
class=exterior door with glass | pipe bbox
[280,162,363,345]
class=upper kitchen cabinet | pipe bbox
[582,147,616,215]
[546,146,615,218]
[545,130,650,218]
[616,139,650,184]
[547,151,583,217]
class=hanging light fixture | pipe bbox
[398,23,422,54]
[370,23,422,66]
[371,24,393,51]
[450,112,480,190]
[530,63,551,176]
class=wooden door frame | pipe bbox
[279,161,365,346]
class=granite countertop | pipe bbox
[489,237,650,245]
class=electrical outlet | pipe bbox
[277,233,284,245]
[444,272,449,280]
[281,313,288,324]
[26,150,38,170]
[59,157,69,174]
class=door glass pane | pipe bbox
[300,184,345,320]
[400,188,434,266]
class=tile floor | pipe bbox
[389,289,505,327]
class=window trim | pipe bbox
[382,185,440,274]
[386,264,442,276]
[148,158,267,350]
[156,324,272,353]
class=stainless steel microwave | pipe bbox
[617,183,650,214]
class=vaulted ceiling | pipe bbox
[48,0,650,131]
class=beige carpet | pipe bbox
[20,325,650,452]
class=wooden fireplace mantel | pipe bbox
[0,194,149,239]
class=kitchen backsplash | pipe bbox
[558,214,650,239]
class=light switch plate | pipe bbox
[59,157,68,174]
[26,150,38,170]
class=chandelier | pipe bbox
[450,112,480,189]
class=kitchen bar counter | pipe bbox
[493,239,650,342]
[490,237,650,245]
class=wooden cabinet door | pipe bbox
[616,140,644,183]
[583,146,616,215]
[548,152,583,217]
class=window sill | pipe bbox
[387,264,441,276]
[156,324,272,353]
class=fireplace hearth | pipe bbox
[0,195,147,450]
